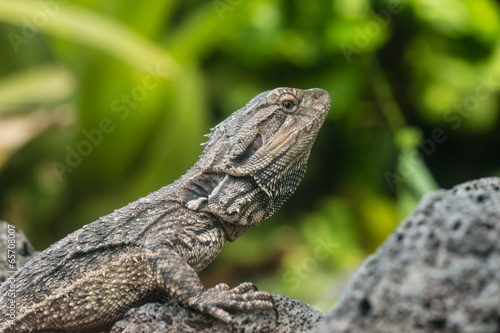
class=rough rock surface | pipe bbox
[313,177,500,333]
[111,294,324,333]
[0,221,38,283]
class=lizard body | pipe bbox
[0,87,330,332]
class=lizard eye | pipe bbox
[282,100,294,110]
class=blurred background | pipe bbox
[0,0,499,311]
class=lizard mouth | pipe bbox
[272,131,294,150]
[270,107,328,151]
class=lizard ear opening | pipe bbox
[233,133,262,165]
[249,133,263,152]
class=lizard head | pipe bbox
[194,87,330,240]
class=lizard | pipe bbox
[0,87,331,332]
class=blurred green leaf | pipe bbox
[0,65,75,111]
[0,0,180,78]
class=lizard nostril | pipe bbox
[311,91,322,101]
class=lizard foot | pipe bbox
[190,282,276,326]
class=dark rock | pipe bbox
[0,221,39,283]
[313,177,500,333]
[111,294,324,333]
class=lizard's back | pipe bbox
[0,185,183,331]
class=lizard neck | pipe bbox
[176,165,270,242]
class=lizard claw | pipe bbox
[227,281,258,294]
[189,282,275,326]
[213,282,231,292]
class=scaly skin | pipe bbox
[0,87,330,332]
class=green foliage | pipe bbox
[1,0,499,308]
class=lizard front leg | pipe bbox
[143,234,276,325]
